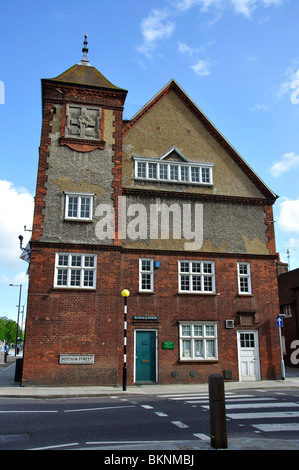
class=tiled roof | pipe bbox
[49,63,125,91]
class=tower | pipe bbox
[22,37,127,385]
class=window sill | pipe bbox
[52,287,97,291]
[177,292,219,296]
[64,218,93,223]
[134,177,213,187]
[179,359,218,363]
[237,293,254,297]
[138,291,155,295]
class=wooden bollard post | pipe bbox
[209,374,228,449]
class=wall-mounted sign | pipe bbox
[133,315,158,321]
[59,354,94,364]
[162,341,175,350]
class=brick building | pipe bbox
[277,267,299,368]
[21,40,282,386]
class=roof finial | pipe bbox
[79,34,91,65]
[82,34,88,60]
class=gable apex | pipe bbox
[123,79,277,201]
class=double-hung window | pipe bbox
[65,192,93,221]
[237,262,252,294]
[179,261,215,293]
[139,258,154,292]
[179,322,218,360]
[54,253,97,289]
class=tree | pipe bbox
[0,316,22,344]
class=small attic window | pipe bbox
[133,155,213,186]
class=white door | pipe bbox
[237,331,260,381]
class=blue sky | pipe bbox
[1,0,299,322]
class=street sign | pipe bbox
[276,316,283,328]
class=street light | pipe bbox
[121,289,130,391]
[9,284,22,356]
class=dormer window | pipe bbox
[134,155,213,186]
[134,147,213,186]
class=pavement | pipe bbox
[1,354,299,451]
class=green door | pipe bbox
[135,331,157,383]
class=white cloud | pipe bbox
[175,0,283,16]
[230,0,255,18]
[137,0,286,59]
[178,42,213,76]
[137,9,175,57]
[230,0,283,18]
[1,271,29,288]
[0,180,34,268]
[277,59,299,100]
[277,198,299,233]
[178,41,198,56]
[270,152,299,177]
[191,59,212,76]
[251,103,270,112]
[175,0,222,12]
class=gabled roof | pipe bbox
[123,79,277,201]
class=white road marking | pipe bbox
[171,421,189,428]
[203,402,299,410]
[0,410,58,413]
[64,405,136,413]
[154,411,168,417]
[28,442,79,450]
[253,423,299,432]
[227,411,299,420]
[194,433,210,440]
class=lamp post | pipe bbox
[9,284,22,356]
[121,289,130,391]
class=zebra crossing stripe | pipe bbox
[188,397,275,404]
[202,402,299,410]
[161,393,253,400]
[194,433,210,440]
[252,423,299,432]
[227,411,299,420]
[171,421,189,428]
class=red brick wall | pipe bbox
[121,251,281,384]
[22,245,281,386]
[22,245,123,386]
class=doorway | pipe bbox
[237,330,261,381]
[135,330,157,383]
